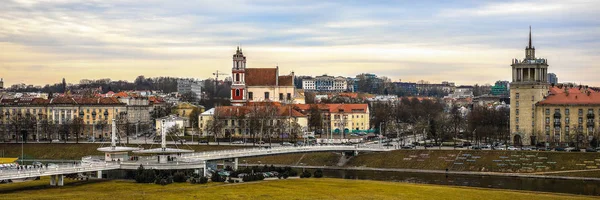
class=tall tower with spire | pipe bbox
[231,46,247,106]
[510,26,549,146]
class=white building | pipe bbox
[301,75,348,92]
[156,115,189,137]
[177,79,203,99]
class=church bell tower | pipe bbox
[231,46,247,106]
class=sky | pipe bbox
[1,0,599,86]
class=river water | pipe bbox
[304,168,600,196]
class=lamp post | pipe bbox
[37,113,43,143]
[136,120,140,140]
[17,112,23,165]
[103,110,108,142]
[78,110,84,143]
[92,110,97,142]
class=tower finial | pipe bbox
[528,26,532,48]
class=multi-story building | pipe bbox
[177,79,203,99]
[293,104,370,135]
[394,82,418,96]
[534,86,600,147]
[510,27,550,146]
[230,47,303,106]
[491,80,510,96]
[0,97,128,140]
[0,78,4,89]
[548,73,558,85]
[302,75,348,92]
[199,104,307,137]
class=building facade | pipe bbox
[177,79,203,99]
[301,75,348,92]
[510,27,550,146]
[491,80,509,96]
[548,73,558,85]
[533,86,600,147]
[0,97,128,140]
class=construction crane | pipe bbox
[212,70,228,95]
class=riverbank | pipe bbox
[241,164,600,181]
[0,177,596,200]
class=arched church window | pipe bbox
[236,74,240,82]
[235,89,240,97]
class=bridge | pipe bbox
[0,145,390,185]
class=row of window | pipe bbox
[545,108,595,116]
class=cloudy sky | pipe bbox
[1,0,599,86]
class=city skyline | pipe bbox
[1,0,599,86]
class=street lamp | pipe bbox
[37,113,43,143]
[92,110,97,142]
[4,112,9,143]
[78,110,84,142]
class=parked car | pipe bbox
[585,147,597,152]
[383,143,393,147]
[521,146,536,151]
[401,144,415,149]
[257,141,265,145]
[51,139,60,143]
[564,147,576,152]
[471,146,482,150]
[198,140,209,144]
[281,142,293,146]
[554,147,566,152]
[494,146,506,150]
[232,141,244,144]
[507,146,519,151]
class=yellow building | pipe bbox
[509,27,550,146]
[173,102,203,120]
[293,104,370,135]
[0,97,126,140]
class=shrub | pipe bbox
[190,178,197,184]
[313,169,323,178]
[199,177,208,184]
[211,172,225,182]
[282,172,289,179]
[300,170,312,178]
[173,171,187,183]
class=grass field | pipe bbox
[0,143,246,160]
[0,177,597,200]
[347,150,600,173]
[245,152,341,166]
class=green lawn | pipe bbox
[0,177,596,200]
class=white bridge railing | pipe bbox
[179,145,388,162]
[0,163,120,180]
[1,145,388,180]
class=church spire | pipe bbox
[528,26,532,49]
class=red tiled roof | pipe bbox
[538,86,600,105]
[245,68,277,86]
[278,75,293,86]
[292,104,368,113]
[215,105,305,117]
[0,98,49,105]
[114,92,129,98]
